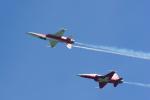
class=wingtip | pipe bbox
[60,27,68,31]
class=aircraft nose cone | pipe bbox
[26,32,37,36]
[76,74,97,79]
[26,32,31,34]
[26,32,34,34]
[26,32,42,38]
[76,74,83,77]
[76,74,89,78]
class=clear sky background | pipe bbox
[1,0,150,100]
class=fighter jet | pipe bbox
[77,71,123,89]
[27,28,75,49]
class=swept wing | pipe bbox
[49,40,58,48]
[55,28,65,36]
[99,82,107,88]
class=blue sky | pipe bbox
[1,0,150,100]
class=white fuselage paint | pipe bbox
[61,36,67,40]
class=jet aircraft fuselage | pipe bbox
[27,29,75,49]
[46,34,74,44]
[78,71,123,89]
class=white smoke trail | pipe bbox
[124,81,150,88]
[73,45,134,57]
[74,42,150,60]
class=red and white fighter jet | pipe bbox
[27,28,75,49]
[77,71,123,89]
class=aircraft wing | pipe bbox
[55,29,65,36]
[105,71,115,79]
[49,40,58,48]
[99,82,107,88]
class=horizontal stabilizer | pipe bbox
[66,44,73,49]
[113,78,123,87]
[113,82,118,87]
